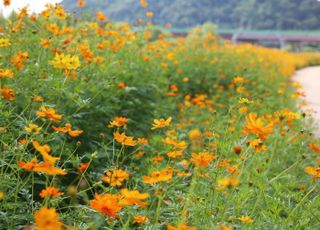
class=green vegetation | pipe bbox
[1,3,320,229]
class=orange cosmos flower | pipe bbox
[10,51,28,70]
[309,143,320,153]
[108,116,128,128]
[151,117,172,130]
[118,82,126,89]
[32,141,59,164]
[248,138,267,153]
[113,132,137,146]
[40,39,51,48]
[17,158,38,171]
[188,129,202,142]
[242,113,273,140]
[39,187,63,198]
[3,0,10,6]
[52,123,83,137]
[167,151,183,159]
[140,0,148,8]
[34,207,62,230]
[18,138,28,145]
[102,169,129,186]
[0,68,13,78]
[191,152,215,167]
[77,162,90,173]
[133,215,149,224]
[142,168,173,184]
[90,193,122,219]
[28,141,67,176]
[1,87,16,101]
[33,162,67,176]
[305,166,320,180]
[167,223,197,230]
[96,11,106,21]
[137,138,149,145]
[77,0,86,7]
[119,189,149,207]
[36,105,62,122]
[146,12,154,18]
[33,96,44,102]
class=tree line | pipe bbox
[63,0,320,30]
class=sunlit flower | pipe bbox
[50,53,80,70]
[151,117,172,130]
[102,169,129,186]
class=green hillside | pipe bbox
[62,0,320,30]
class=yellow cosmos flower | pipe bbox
[238,215,253,224]
[50,53,80,70]
[0,38,11,47]
[151,117,172,130]
[24,123,42,135]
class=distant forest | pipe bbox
[63,0,320,30]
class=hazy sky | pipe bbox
[0,0,63,17]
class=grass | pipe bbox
[0,3,320,230]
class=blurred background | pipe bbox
[65,0,320,51]
[2,0,320,51]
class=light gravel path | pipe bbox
[293,66,320,137]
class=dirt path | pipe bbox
[293,66,320,137]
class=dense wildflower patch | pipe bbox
[0,2,320,229]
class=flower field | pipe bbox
[1,3,320,230]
